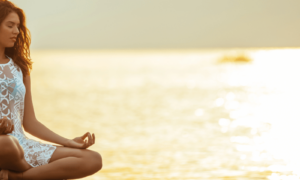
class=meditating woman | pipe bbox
[0,1,102,179]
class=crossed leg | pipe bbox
[9,145,102,180]
[0,135,32,173]
[0,135,102,180]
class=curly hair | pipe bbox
[0,0,33,81]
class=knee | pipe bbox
[0,135,23,159]
[85,150,103,172]
[0,135,31,171]
[0,135,24,165]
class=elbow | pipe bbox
[23,118,38,133]
[23,124,29,133]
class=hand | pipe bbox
[0,116,14,135]
[64,132,95,149]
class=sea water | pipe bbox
[26,48,300,180]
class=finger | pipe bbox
[79,140,87,149]
[0,119,4,134]
[81,132,89,140]
[3,119,9,133]
[85,133,91,147]
[11,124,14,133]
[87,133,93,146]
[6,120,11,134]
[7,120,13,134]
[0,125,4,134]
[0,119,4,128]
[9,121,14,133]
[3,119,8,127]
[89,133,94,146]
[92,133,95,144]
[3,116,8,124]
[9,120,13,131]
[83,140,88,149]
[4,120,11,134]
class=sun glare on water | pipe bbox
[25,48,300,180]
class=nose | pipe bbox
[13,26,20,35]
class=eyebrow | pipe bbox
[7,21,20,25]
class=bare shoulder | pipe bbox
[23,74,31,85]
[23,73,32,92]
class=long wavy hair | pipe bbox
[0,0,33,81]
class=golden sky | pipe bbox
[10,0,300,49]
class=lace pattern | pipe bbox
[1,55,57,167]
[22,138,57,167]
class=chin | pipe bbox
[7,43,15,48]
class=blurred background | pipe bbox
[10,0,300,179]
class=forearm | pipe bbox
[24,120,69,146]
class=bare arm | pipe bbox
[22,74,69,146]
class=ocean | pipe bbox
[25,48,300,180]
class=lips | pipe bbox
[11,38,16,42]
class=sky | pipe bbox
[9,0,300,49]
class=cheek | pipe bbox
[0,27,11,38]
[0,27,13,46]
[0,30,5,42]
[0,28,7,36]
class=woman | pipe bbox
[0,1,102,179]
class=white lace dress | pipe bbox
[1,55,57,167]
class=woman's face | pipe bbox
[0,11,20,48]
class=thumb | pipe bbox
[71,139,87,148]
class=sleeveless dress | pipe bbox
[1,55,57,167]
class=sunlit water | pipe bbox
[25,48,300,180]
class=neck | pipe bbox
[0,46,5,59]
